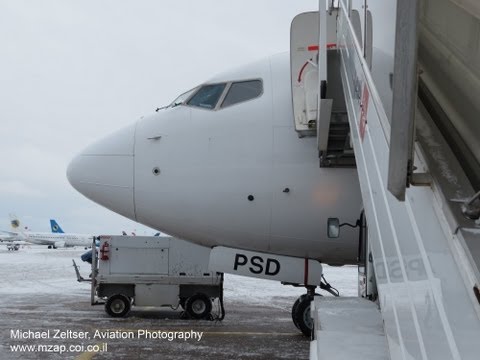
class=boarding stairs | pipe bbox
[292,2,480,359]
[319,113,354,168]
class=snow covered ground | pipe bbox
[0,245,90,297]
[0,245,358,300]
[0,244,358,360]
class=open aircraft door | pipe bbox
[290,11,337,137]
[291,10,355,167]
[290,11,320,136]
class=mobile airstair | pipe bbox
[291,1,480,359]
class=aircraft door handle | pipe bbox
[147,135,162,140]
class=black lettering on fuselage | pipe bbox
[249,256,264,274]
[233,253,281,276]
[233,254,248,270]
[265,258,280,275]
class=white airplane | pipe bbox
[67,44,363,333]
[1,217,28,250]
[66,1,480,358]
[67,53,361,259]
[0,231,25,251]
[8,217,92,249]
[0,231,21,242]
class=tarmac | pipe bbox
[1,293,309,360]
[0,246,323,360]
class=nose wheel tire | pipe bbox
[292,295,314,337]
[291,295,307,329]
[105,294,131,317]
[185,293,212,319]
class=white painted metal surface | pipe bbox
[209,246,323,286]
[68,52,363,265]
[135,284,178,307]
[97,236,219,286]
[333,0,480,359]
[310,297,388,360]
[67,123,136,220]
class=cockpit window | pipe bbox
[221,80,263,108]
[187,83,226,109]
[169,87,198,107]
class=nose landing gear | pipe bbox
[292,287,317,337]
[291,276,339,337]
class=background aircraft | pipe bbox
[0,231,26,251]
[8,216,92,249]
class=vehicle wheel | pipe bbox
[291,295,308,329]
[185,293,212,319]
[293,295,314,337]
[105,294,131,317]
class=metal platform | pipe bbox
[310,297,388,360]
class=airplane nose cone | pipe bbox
[67,123,137,220]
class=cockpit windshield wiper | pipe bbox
[155,102,183,112]
[155,105,168,112]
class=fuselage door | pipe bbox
[290,12,320,136]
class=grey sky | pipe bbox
[0,0,317,234]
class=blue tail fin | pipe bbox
[50,219,64,233]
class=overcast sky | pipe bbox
[0,0,317,234]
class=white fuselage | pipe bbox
[67,52,362,265]
[0,232,22,243]
[21,231,92,248]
